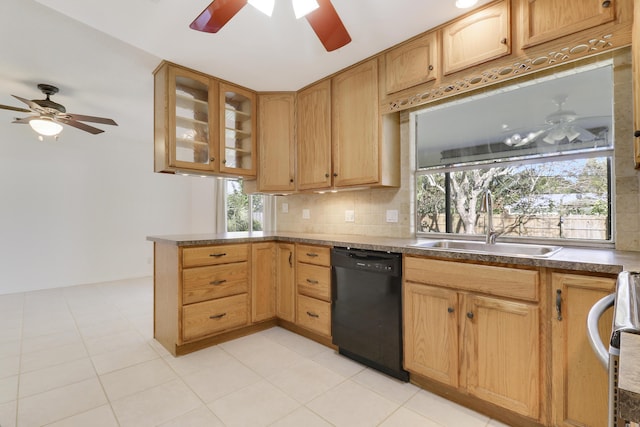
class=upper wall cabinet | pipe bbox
[520,0,616,48]
[442,0,510,75]
[384,32,438,95]
[154,61,256,178]
[256,93,295,192]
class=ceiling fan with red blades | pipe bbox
[0,84,117,138]
[189,0,352,52]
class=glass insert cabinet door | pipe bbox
[220,83,256,176]
[170,68,215,170]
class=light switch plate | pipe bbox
[302,209,310,219]
[386,209,399,223]
[281,203,289,213]
[345,210,355,222]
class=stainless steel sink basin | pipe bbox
[409,240,562,258]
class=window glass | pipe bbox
[225,179,264,232]
[414,62,613,244]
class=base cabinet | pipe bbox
[251,242,277,323]
[295,244,331,337]
[403,256,541,421]
[276,243,295,322]
[551,272,615,427]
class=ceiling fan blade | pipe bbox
[189,0,248,33]
[56,117,104,135]
[11,95,40,111]
[305,0,351,52]
[0,104,31,113]
[64,113,118,126]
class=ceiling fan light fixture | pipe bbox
[455,0,478,9]
[29,117,63,137]
[248,0,275,17]
[292,0,319,19]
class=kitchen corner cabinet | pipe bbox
[520,0,616,48]
[332,59,400,188]
[153,61,256,178]
[256,93,295,192]
[154,242,250,356]
[441,0,510,75]
[296,80,332,190]
[295,244,331,337]
[404,256,541,420]
[551,272,615,427]
[251,242,277,322]
[384,31,438,95]
[276,243,296,322]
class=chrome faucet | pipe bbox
[481,189,498,244]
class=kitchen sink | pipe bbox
[409,240,562,258]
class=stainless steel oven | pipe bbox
[587,271,640,427]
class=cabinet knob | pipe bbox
[333,173,338,177]
[634,130,640,138]
[428,65,434,71]
[500,37,508,45]
[602,0,611,7]
[466,311,474,319]
[289,178,294,183]
[325,173,330,178]
[210,157,215,162]
[447,307,455,313]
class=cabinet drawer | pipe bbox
[297,244,330,266]
[183,262,249,305]
[297,263,331,301]
[296,295,331,337]
[182,244,249,268]
[182,293,249,342]
[405,256,539,301]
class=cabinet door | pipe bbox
[403,282,459,387]
[164,65,218,172]
[332,59,380,187]
[276,243,295,322]
[442,0,510,75]
[220,83,256,177]
[461,293,539,419]
[251,242,276,322]
[521,0,615,48]
[297,80,332,190]
[551,273,615,427]
[257,93,295,192]
[633,2,640,167]
[385,32,438,94]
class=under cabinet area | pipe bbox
[403,256,541,422]
[295,244,331,337]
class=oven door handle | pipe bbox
[587,293,614,370]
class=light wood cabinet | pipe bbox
[154,61,256,178]
[551,272,615,427]
[154,242,251,355]
[384,32,438,94]
[404,256,540,420]
[295,244,331,337]
[296,80,332,190]
[520,0,616,48]
[276,243,295,322]
[257,93,295,192]
[251,242,277,323]
[441,0,510,75]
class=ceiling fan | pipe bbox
[504,95,608,147]
[0,84,118,139]
[189,0,351,52]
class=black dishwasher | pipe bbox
[331,247,409,381]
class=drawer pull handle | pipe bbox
[209,313,227,320]
[209,279,227,286]
[306,311,319,318]
[306,278,319,285]
[556,289,563,321]
[209,253,227,258]
[306,253,319,258]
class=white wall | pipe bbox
[0,1,217,294]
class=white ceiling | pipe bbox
[32,0,492,91]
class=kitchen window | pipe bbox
[225,179,265,232]
[414,62,614,245]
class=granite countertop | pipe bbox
[619,332,640,423]
[147,231,640,274]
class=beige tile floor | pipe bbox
[0,277,511,427]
